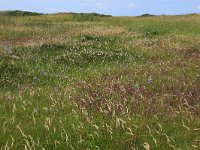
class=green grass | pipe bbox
[0,13,200,149]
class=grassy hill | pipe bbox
[0,13,200,149]
[0,10,43,16]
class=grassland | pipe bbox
[0,13,200,150]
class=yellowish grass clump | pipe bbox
[81,26,125,36]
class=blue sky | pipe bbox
[1,0,200,16]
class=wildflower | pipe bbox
[0,45,12,57]
[92,92,97,98]
[5,92,12,102]
[147,77,153,84]
[39,69,47,76]
[33,77,37,81]
[33,107,39,114]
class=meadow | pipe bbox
[0,13,200,149]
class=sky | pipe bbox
[1,0,200,16]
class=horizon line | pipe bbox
[0,9,199,17]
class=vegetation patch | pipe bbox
[140,24,170,38]
[72,13,111,22]
[173,47,200,58]
[0,10,43,16]
[0,60,31,89]
[139,14,156,17]
[39,43,67,53]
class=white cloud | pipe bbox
[128,3,135,8]
[96,2,104,9]
[197,6,200,10]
